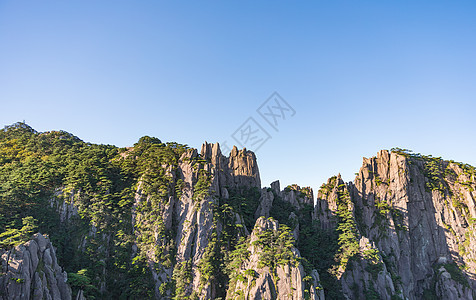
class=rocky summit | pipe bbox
[0,123,475,299]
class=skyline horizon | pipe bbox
[3,120,472,199]
[2,1,475,199]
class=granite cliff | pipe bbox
[0,234,72,300]
[1,123,475,299]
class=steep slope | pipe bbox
[250,150,476,300]
[1,123,476,300]
[226,217,324,300]
[1,123,295,299]
[0,233,72,300]
[132,142,262,299]
[346,149,476,299]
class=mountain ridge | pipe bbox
[1,122,475,299]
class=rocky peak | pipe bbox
[200,142,261,192]
[254,180,314,224]
[282,183,314,208]
[313,174,348,230]
[270,180,281,194]
[5,122,476,300]
[345,149,476,299]
[226,217,324,300]
[0,233,72,300]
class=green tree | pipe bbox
[0,216,38,248]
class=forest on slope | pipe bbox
[1,122,476,300]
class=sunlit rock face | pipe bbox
[0,233,72,300]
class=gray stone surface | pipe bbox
[0,233,72,300]
[10,144,476,300]
[226,217,324,300]
[336,150,476,299]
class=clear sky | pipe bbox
[1,1,476,194]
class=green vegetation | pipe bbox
[362,248,383,279]
[225,219,299,298]
[423,261,470,299]
[285,184,313,199]
[441,263,469,288]
[375,175,382,187]
[269,193,297,226]
[193,169,211,202]
[226,186,261,232]
[423,157,448,193]
[0,122,187,298]
[364,282,381,300]
[195,186,262,298]
[268,179,342,298]
[0,120,263,299]
[67,269,99,299]
[291,178,353,299]
[391,147,476,196]
[391,148,476,232]
[9,277,25,284]
[2,125,474,299]
[172,259,193,300]
[252,220,298,270]
[0,216,37,248]
[391,148,447,192]
[225,236,251,292]
[381,252,402,290]
[390,208,408,232]
[334,184,360,272]
[318,176,337,195]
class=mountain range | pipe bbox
[1,122,475,299]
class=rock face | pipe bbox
[49,189,79,223]
[7,131,476,300]
[251,149,476,299]
[226,217,324,300]
[200,142,261,191]
[0,233,72,300]
[133,142,325,300]
[308,150,476,299]
[132,142,263,299]
[344,150,476,299]
[123,146,476,299]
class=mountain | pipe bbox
[0,233,72,300]
[0,122,475,299]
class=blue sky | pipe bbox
[1,1,476,193]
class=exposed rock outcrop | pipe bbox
[226,217,324,300]
[0,233,72,300]
[201,142,261,192]
[344,150,476,299]
[49,189,79,223]
[133,142,262,299]
[262,149,476,299]
[308,150,476,299]
[7,122,476,300]
[255,188,274,219]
